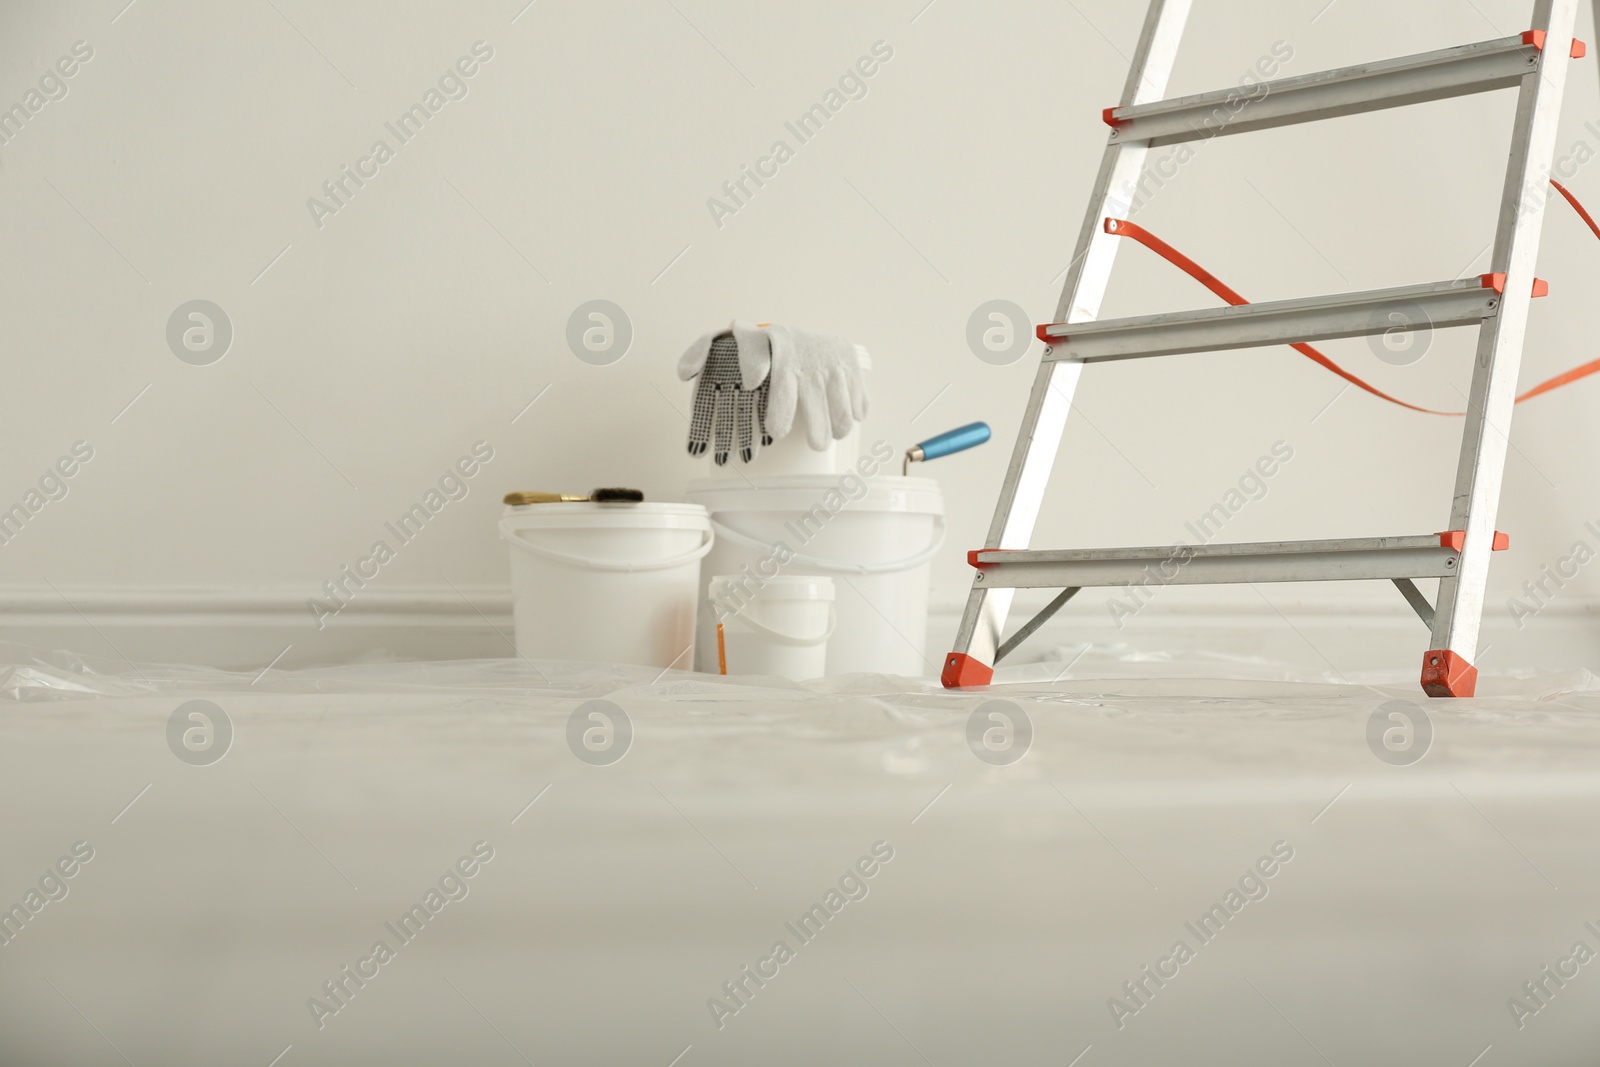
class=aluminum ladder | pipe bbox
[944,0,1585,698]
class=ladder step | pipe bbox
[1105,34,1542,147]
[969,535,1462,589]
[1038,277,1507,364]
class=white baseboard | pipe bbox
[2,587,1595,677]
[0,588,517,672]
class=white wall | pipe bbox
[3,0,1598,674]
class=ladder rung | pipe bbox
[1038,277,1502,364]
[1105,34,1540,147]
[970,536,1460,589]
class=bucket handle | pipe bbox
[706,515,945,575]
[721,604,837,647]
[499,521,714,572]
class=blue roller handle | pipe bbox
[916,422,991,461]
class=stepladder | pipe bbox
[944,0,1585,698]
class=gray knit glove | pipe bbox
[678,323,772,465]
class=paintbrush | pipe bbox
[503,488,645,505]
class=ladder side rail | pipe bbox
[994,0,1195,550]
[1427,0,1578,696]
[947,0,1194,684]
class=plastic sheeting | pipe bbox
[1,640,1597,1065]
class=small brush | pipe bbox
[503,488,645,505]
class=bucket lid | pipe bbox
[502,501,710,530]
[710,574,834,601]
[686,474,942,515]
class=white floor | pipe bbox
[2,646,1598,1065]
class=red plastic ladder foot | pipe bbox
[942,653,994,689]
[1421,650,1477,698]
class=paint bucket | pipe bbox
[499,502,713,669]
[712,574,835,680]
[685,473,944,676]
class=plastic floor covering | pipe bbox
[1,642,1597,1065]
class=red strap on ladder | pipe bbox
[1101,218,1461,415]
[1092,179,1600,414]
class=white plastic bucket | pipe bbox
[499,502,713,669]
[707,349,871,478]
[685,475,944,677]
[712,574,835,680]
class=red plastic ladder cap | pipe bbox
[942,654,994,689]
[1421,650,1477,698]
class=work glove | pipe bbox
[764,324,870,450]
[678,321,772,465]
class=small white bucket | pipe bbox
[686,475,944,677]
[712,574,835,680]
[499,502,713,669]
